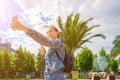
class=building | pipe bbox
[0,37,15,53]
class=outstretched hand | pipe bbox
[11,16,19,31]
[11,16,28,32]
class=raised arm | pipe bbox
[11,16,29,33]
[11,16,62,48]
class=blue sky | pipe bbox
[0,0,120,56]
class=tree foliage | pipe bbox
[98,47,107,56]
[110,34,120,59]
[0,46,36,76]
[74,46,93,72]
[2,49,11,73]
[13,46,26,72]
[93,48,109,72]
[35,52,43,73]
[109,59,118,72]
[24,51,35,74]
[0,51,4,72]
[9,53,16,73]
[57,13,106,56]
[118,58,120,65]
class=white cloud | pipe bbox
[10,0,120,54]
[6,29,43,55]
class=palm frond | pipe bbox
[86,34,106,40]
[57,13,106,55]
[57,16,63,30]
[77,40,92,48]
[110,47,120,59]
[73,13,80,26]
[87,25,100,32]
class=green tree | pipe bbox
[23,48,29,73]
[35,52,43,76]
[93,55,109,72]
[2,49,11,77]
[57,13,106,56]
[98,47,107,56]
[93,48,109,72]
[118,58,120,65]
[109,59,118,72]
[75,46,93,72]
[13,46,26,73]
[118,58,120,70]
[25,51,35,74]
[110,34,120,59]
[9,53,16,75]
[0,51,4,75]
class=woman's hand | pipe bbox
[38,45,45,56]
[11,16,29,32]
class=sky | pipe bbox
[0,0,120,56]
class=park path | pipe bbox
[30,79,120,80]
[30,79,79,80]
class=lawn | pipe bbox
[0,78,28,80]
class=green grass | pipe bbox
[0,78,28,80]
[72,72,78,79]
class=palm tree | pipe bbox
[57,13,106,56]
[109,34,120,59]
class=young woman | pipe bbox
[11,16,65,80]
